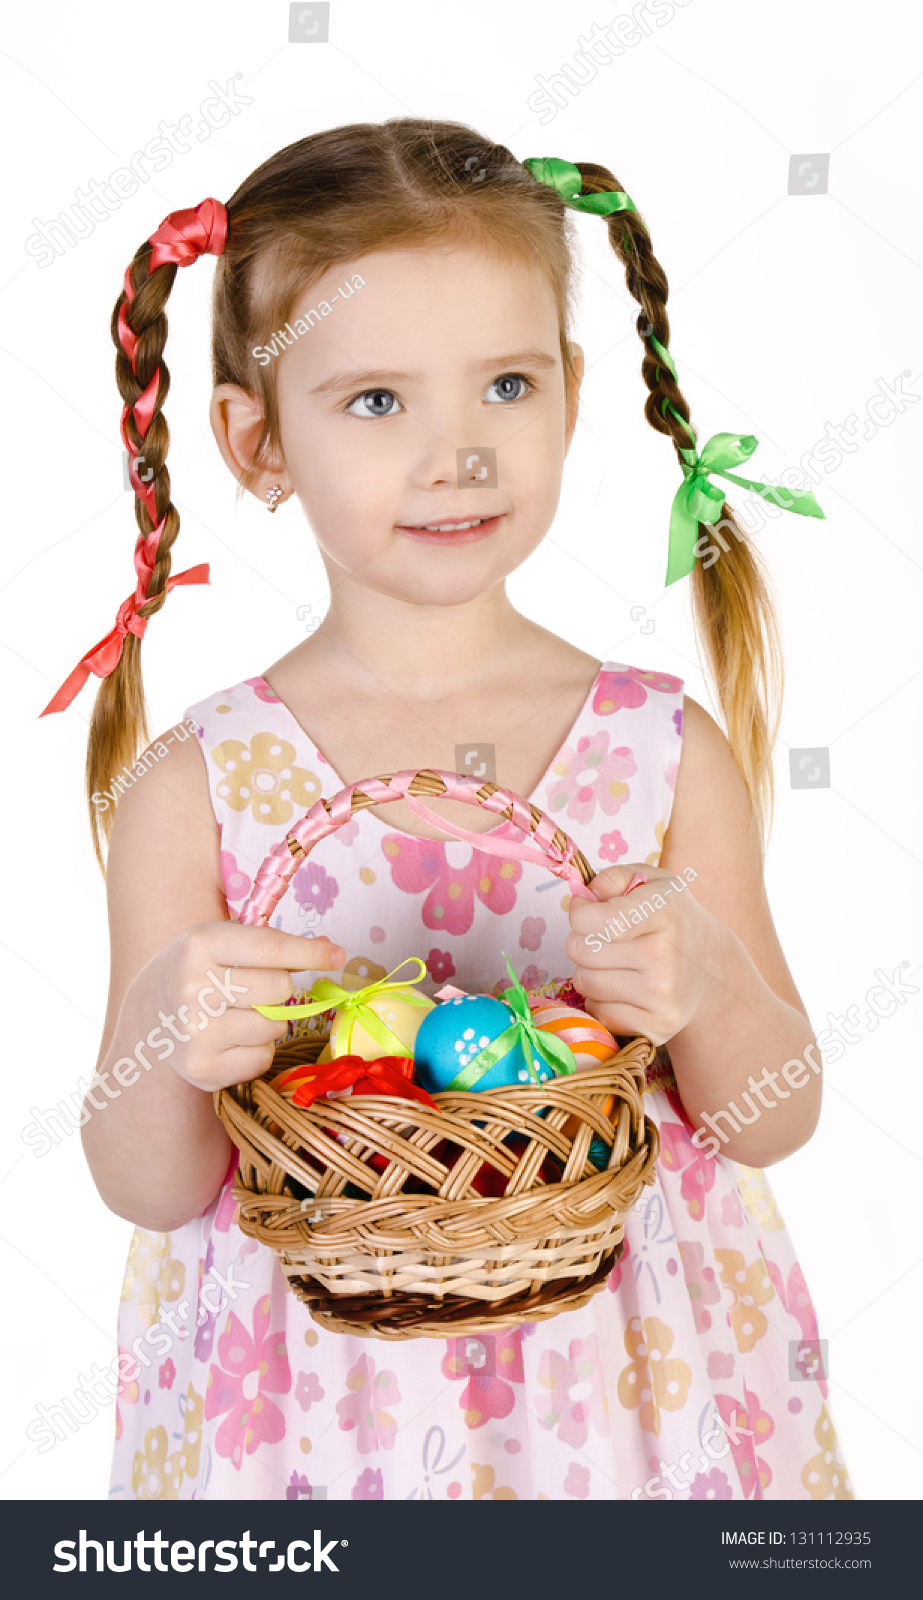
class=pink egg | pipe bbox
[527,998,618,1070]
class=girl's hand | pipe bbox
[564,862,723,1046]
[130,922,346,1093]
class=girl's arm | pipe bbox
[80,725,343,1231]
[657,696,822,1165]
[567,695,822,1167]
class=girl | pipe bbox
[50,119,853,1501]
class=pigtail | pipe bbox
[576,162,783,851]
[81,247,183,873]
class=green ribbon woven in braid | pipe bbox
[523,156,826,586]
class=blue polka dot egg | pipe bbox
[413,995,555,1094]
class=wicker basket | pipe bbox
[215,768,660,1339]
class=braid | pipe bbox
[113,246,182,614]
[575,162,783,850]
[84,247,184,873]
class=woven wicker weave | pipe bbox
[215,768,660,1339]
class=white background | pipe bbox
[1,0,920,1501]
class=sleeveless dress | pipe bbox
[108,661,853,1502]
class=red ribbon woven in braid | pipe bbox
[41,199,227,716]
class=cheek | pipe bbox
[299,446,393,540]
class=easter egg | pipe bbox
[326,990,434,1062]
[527,998,618,1068]
[588,1136,613,1169]
[413,994,557,1095]
[526,998,620,1143]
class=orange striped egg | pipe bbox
[527,998,618,1069]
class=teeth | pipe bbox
[418,518,488,532]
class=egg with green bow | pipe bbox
[413,993,563,1095]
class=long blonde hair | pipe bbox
[93,117,782,872]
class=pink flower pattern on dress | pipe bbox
[352,1467,384,1499]
[677,1240,722,1333]
[246,676,281,704]
[715,1387,775,1500]
[381,832,523,934]
[564,1462,591,1498]
[768,1261,828,1398]
[593,667,683,717]
[689,1467,733,1500]
[220,849,252,903]
[545,732,637,828]
[598,828,629,863]
[115,1346,140,1442]
[204,1295,291,1470]
[335,1354,401,1454]
[441,1330,525,1429]
[659,1119,718,1223]
[295,1372,324,1411]
[536,1334,610,1448]
[516,962,548,992]
[426,949,456,984]
[607,1235,632,1293]
[721,1191,745,1228]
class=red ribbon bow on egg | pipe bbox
[273,1055,439,1110]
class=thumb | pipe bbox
[586,863,649,903]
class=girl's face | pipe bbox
[269,244,583,608]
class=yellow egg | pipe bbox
[328,991,434,1061]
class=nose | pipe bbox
[408,415,470,490]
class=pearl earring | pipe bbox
[266,484,284,513]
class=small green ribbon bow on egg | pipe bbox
[252,955,430,1058]
[445,953,576,1091]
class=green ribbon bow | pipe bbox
[253,956,430,1059]
[445,953,576,1091]
[522,156,637,220]
[524,159,826,588]
[646,331,826,586]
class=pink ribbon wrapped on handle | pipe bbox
[399,792,650,905]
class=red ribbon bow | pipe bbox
[146,198,228,272]
[41,199,226,718]
[273,1055,438,1110]
[39,529,209,717]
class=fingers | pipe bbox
[193,965,299,1012]
[181,922,345,974]
[202,1041,285,1092]
[204,1001,292,1047]
[581,995,669,1048]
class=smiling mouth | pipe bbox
[400,516,499,532]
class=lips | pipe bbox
[397,514,503,545]
[400,516,499,532]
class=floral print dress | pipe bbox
[108,661,853,1502]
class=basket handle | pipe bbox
[237,767,607,928]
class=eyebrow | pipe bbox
[310,351,559,396]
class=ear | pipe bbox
[563,341,584,453]
[209,383,292,506]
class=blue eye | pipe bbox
[345,389,403,418]
[485,374,533,403]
